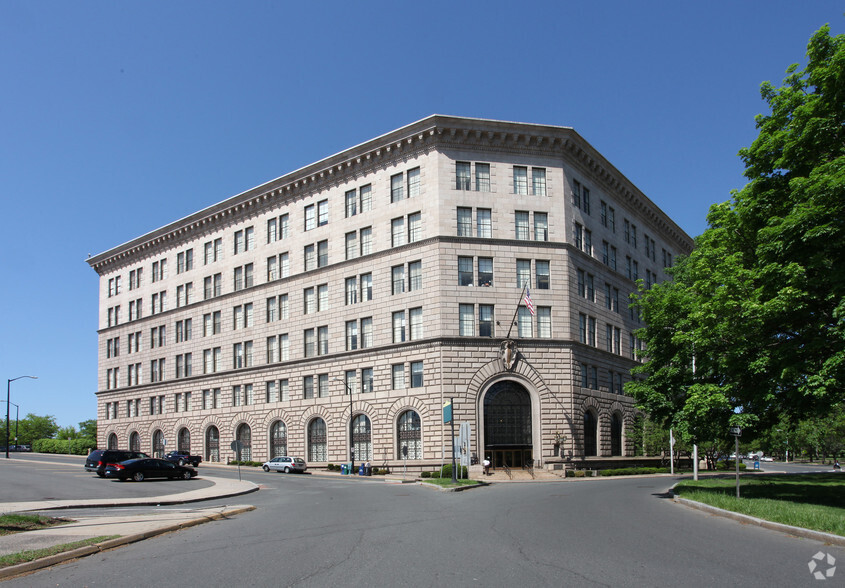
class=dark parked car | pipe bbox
[104,458,197,482]
[163,450,202,467]
[85,449,149,477]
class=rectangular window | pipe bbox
[477,209,492,238]
[408,261,422,291]
[391,173,405,202]
[537,307,551,338]
[175,319,192,343]
[318,374,329,398]
[362,368,373,394]
[407,167,420,197]
[513,166,528,195]
[458,256,473,286]
[345,189,357,218]
[517,307,533,338]
[457,207,472,237]
[360,184,372,212]
[392,364,405,390]
[392,265,405,294]
[345,232,358,261]
[409,307,423,340]
[478,257,493,287]
[267,335,279,363]
[479,304,494,337]
[456,162,471,190]
[392,311,406,343]
[361,317,373,348]
[532,168,546,196]
[391,217,405,247]
[266,380,278,403]
[344,370,358,396]
[304,375,314,399]
[304,244,315,271]
[408,212,421,243]
[360,227,372,256]
[574,222,583,250]
[346,320,358,351]
[410,361,423,388]
[360,273,373,302]
[534,212,548,241]
[536,260,550,290]
[515,211,530,240]
[267,256,278,281]
[317,240,328,268]
[516,259,531,288]
[345,277,358,305]
[459,303,474,336]
[317,200,328,227]
[317,326,328,355]
[475,163,490,192]
[305,203,316,231]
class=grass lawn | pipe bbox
[674,473,845,536]
[0,536,119,568]
[0,514,70,536]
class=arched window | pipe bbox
[610,413,623,456]
[206,426,220,462]
[178,427,191,453]
[152,430,165,458]
[129,431,140,452]
[397,410,421,459]
[308,418,327,462]
[236,423,252,462]
[270,421,287,458]
[352,414,372,462]
[583,411,597,457]
[107,433,118,450]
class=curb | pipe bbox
[672,494,845,547]
[0,506,256,580]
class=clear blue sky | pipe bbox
[1,2,841,430]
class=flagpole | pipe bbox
[506,282,528,339]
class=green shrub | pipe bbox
[32,438,95,455]
[420,471,431,478]
[715,460,747,471]
[327,463,336,471]
[228,460,262,467]
[438,464,468,479]
[599,467,669,476]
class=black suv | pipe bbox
[85,449,149,477]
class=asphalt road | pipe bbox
[2,455,842,587]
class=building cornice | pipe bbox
[88,115,693,274]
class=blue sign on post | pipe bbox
[443,401,452,424]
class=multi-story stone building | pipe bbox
[88,115,693,472]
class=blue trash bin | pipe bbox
[359,464,365,476]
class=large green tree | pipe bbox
[629,25,845,436]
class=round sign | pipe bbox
[230,440,243,452]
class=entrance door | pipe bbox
[483,381,533,469]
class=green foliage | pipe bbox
[78,419,97,440]
[420,471,431,478]
[1,413,59,446]
[630,26,845,434]
[32,438,95,455]
[598,467,669,476]
[438,464,468,479]
[714,460,747,471]
[228,460,262,467]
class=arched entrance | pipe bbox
[483,380,533,469]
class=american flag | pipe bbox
[524,287,536,316]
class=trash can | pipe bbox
[341,464,347,475]
[366,466,372,476]
[754,460,760,470]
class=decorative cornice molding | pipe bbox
[88,115,693,273]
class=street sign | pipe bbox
[443,401,452,424]
[730,427,742,437]
[230,440,243,452]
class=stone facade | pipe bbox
[88,115,693,471]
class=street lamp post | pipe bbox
[6,376,37,459]
[1,401,19,450]
[334,378,355,476]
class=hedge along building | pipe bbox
[88,115,693,472]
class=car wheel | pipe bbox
[182,470,192,480]
[97,472,105,478]
[284,466,291,474]
[262,465,270,472]
[133,472,145,482]
[178,459,186,466]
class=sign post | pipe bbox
[231,440,243,481]
[444,399,457,483]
